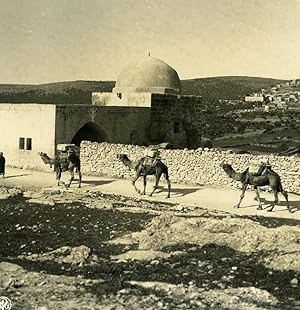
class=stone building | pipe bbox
[0,56,202,169]
[92,56,202,148]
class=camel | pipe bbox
[222,163,291,212]
[117,154,171,198]
[38,151,82,188]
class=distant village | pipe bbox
[221,79,300,111]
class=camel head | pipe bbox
[117,154,135,169]
[222,163,233,172]
[38,152,53,166]
[38,152,48,161]
[117,154,129,161]
[222,163,238,179]
[222,163,248,182]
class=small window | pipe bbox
[174,122,180,134]
[19,137,25,149]
[26,138,32,150]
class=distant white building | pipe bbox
[271,87,277,93]
[244,94,264,103]
[277,101,288,109]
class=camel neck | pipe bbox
[232,171,242,181]
[225,167,242,182]
[41,154,53,165]
[122,157,133,168]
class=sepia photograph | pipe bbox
[0,0,299,309]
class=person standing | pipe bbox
[0,152,5,178]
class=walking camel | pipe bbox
[38,151,82,188]
[117,154,171,198]
[222,163,291,212]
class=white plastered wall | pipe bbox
[0,103,56,170]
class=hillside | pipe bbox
[180,76,284,99]
[0,76,284,104]
[0,81,115,105]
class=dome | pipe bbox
[113,56,181,94]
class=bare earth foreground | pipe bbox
[0,167,299,309]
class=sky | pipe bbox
[0,0,300,84]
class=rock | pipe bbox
[290,278,298,286]
[118,288,130,295]
[112,250,171,262]
[12,279,25,288]
[0,187,22,199]
[28,198,55,206]
[150,260,159,265]
[19,245,91,265]
[2,278,14,290]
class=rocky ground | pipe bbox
[0,185,299,309]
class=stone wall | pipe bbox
[80,141,300,194]
[150,94,202,148]
[56,105,151,146]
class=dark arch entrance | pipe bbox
[71,122,108,146]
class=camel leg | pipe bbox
[66,169,74,188]
[56,169,62,186]
[234,184,247,208]
[164,171,171,198]
[78,170,82,188]
[255,187,263,210]
[281,190,292,212]
[132,173,141,194]
[142,175,147,195]
[268,191,279,212]
[149,172,161,197]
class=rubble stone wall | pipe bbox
[80,141,300,194]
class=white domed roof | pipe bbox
[113,56,181,94]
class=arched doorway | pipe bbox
[71,122,108,146]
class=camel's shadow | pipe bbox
[80,179,114,187]
[236,204,258,209]
[258,197,300,213]
[153,185,202,197]
[239,197,300,213]
[3,173,32,179]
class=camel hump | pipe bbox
[136,157,145,166]
[242,167,250,174]
[240,167,250,183]
[133,157,144,171]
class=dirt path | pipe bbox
[1,166,300,221]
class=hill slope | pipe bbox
[181,76,284,99]
[0,81,115,105]
[0,76,284,104]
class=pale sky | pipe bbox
[0,0,300,84]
